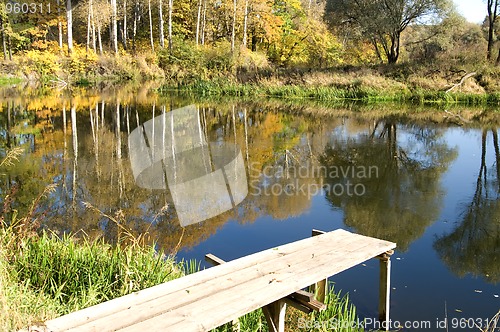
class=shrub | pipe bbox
[18,50,61,80]
[157,39,206,82]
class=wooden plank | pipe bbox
[311,229,326,236]
[311,229,327,302]
[284,296,326,313]
[64,233,394,331]
[51,231,364,331]
[45,230,349,331]
[378,252,392,331]
[205,253,225,266]
[46,230,395,332]
[206,255,320,315]
[262,301,286,332]
[205,255,315,304]
[65,233,363,332]
[116,236,394,331]
[290,289,314,303]
[203,254,240,332]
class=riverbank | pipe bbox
[3,47,500,106]
[160,67,500,106]
[0,225,361,332]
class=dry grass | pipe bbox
[478,310,500,332]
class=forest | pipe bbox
[1,0,500,96]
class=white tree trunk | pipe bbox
[159,0,165,48]
[91,9,96,52]
[168,0,173,52]
[66,0,73,53]
[231,0,237,51]
[111,0,118,53]
[97,23,103,54]
[201,0,206,45]
[57,0,63,50]
[242,0,248,47]
[86,0,92,53]
[195,0,202,45]
[123,0,127,49]
[148,0,154,51]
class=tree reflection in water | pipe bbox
[434,128,500,282]
[321,121,457,251]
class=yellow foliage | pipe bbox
[19,50,61,78]
[68,47,99,76]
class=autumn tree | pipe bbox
[325,0,450,63]
[1,2,8,59]
[403,13,485,64]
[486,0,498,61]
[67,0,74,53]
[111,0,118,53]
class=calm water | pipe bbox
[1,85,499,330]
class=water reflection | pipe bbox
[434,129,500,282]
[1,89,499,287]
[320,121,458,251]
[128,105,247,226]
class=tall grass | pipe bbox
[0,226,185,330]
[162,78,500,106]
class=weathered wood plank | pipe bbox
[45,230,396,332]
[205,254,320,315]
[51,231,363,331]
[262,300,286,332]
[45,230,347,331]
[378,251,392,331]
[117,238,394,331]
[311,229,327,303]
[67,233,370,331]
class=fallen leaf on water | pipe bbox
[494,294,499,298]
[474,290,482,293]
[455,309,462,313]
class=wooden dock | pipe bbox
[42,229,396,332]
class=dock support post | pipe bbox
[263,300,286,332]
[310,229,327,302]
[377,251,393,331]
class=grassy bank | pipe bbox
[4,44,500,106]
[161,76,500,106]
[0,224,361,332]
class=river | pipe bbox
[0,84,498,330]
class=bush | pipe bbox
[204,41,236,74]
[157,39,206,82]
[18,50,61,80]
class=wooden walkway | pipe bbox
[42,229,396,332]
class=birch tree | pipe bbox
[148,0,154,51]
[159,0,165,48]
[168,0,173,52]
[111,0,118,53]
[67,0,74,53]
